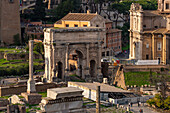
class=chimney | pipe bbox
[87,10,90,14]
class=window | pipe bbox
[146,43,149,48]
[146,54,149,60]
[155,26,158,28]
[166,3,169,9]
[96,25,99,27]
[104,16,106,19]
[113,14,116,19]
[66,24,69,27]
[102,52,105,57]
[74,24,78,27]
[107,51,109,56]
[9,0,13,3]
[143,25,146,28]
[157,42,161,51]
[158,35,162,38]
[83,25,87,27]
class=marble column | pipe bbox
[52,46,57,82]
[86,44,90,76]
[27,40,36,94]
[65,44,69,80]
[97,43,103,82]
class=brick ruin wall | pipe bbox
[0,83,67,97]
[124,65,168,72]
[4,53,42,61]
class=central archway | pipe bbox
[69,49,84,77]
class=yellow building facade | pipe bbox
[54,11,105,28]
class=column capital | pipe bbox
[86,44,89,49]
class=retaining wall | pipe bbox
[0,83,66,97]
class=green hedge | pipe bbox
[0,64,43,76]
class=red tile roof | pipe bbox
[55,13,98,24]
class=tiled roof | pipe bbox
[55,20,62,24]
[55,13,98,24]
[107,29,122,33]
[143,10,170,17]
[143,28,167,34]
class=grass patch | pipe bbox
[38,92,47,97]
[0,48,22,53]
[0,96,10,99]
[124,71,157,86]
[83,101,95,106]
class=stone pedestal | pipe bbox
[27,79,36,94]
[39,87,86,113]
[21,92,42,105]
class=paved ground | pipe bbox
[125,103,160,113]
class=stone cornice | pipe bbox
[44,28,105,33]
[43,96,83,105]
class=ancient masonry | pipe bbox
[38,87,86,113]
[0,0,21,45]
[44,27,105,82]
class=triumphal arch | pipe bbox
[43,27,105,82]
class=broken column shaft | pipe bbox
[96,86,100,113]
[27,40,36,94]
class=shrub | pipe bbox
[0,63,42,76]
[20,53,26,58]
[164,96,170,109]
[147,99,155,106]
[147,94,170,110]
[13,33,21,46]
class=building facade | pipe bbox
[54,11,122,56]
[105,20,122,56]
[129,1,170,64]
[44,27,104,82]
[0,0,21,45]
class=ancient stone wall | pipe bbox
[0,0,21,45]
[0,98,9,107]
[3,53,42,61]
[124,65,168,72]
[0,83,66,96]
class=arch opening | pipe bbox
[56,61,62,79]
[90,60,96,78]
[69,49,84,77]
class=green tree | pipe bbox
[33,42,44,60]
[110,0,157,26]
[154,94,164,108]
[33,0,46,21]
[164,96,170,109]
[117,22,130,49]
[49,0,82,22]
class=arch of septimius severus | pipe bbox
[43,27,105,82]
